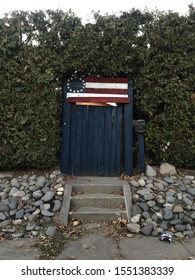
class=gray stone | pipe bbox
[33,190,43,200]
[10,178,20,188]
[11,232,23,238]
[0,212,6,221]
[164,176,175,184]
[152,212,163,223]
[9,187,19,196]
[130,180,139,188]
[53,200,62,212]
[151,230,159,237]
[166,196,176,203]
[147,200,156,208]
[183,217,193,225]
[169,219,182,225]
[15,209,25,219]
[187,188,195,197]
[183,197,193,206]
[182,178,192,185]
[163,210,173,220]
[0,204,9,212]
[41,209,54,217]
[12,190,25,197]
[174,224,186,232]
[46,226,57,237]
[131,205,142,216]
[142,211,150,220]
[183,230,194,237]
[26,224,36,231]
[139,202,149,212]
[28,214,39,222]
[190,212,195,220]
[140,223,154,236]
[42,191,55,202]
[127,223,140,233]
[36,177,46,188]
[146,165,157,177]
[144,194,155,201]
[174,232,184,238]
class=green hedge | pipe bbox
[0,8,194,170]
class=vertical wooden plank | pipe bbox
[60,84,71,174]
[124,81,133,176]
[109,108,117,175]
[87,106,94,175]
[104,107,111,176]
[74,106,82,175]
[80,106,88,175]
[97,107,105,175]
[69,104,77,175]
[115,105,122,175]
[92,107,100,175]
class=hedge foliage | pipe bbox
[0,7,195,170]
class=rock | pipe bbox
[131,214,141,223]
[130,205,142,216]
[152,212,163,224]
[129,180,139,188]
[10,178,20,188]
[164,176,175,184]
[151,230,159,237]
[12,190,25,197]
[138,179,146,187]
[46,226,57,237]
[146,165,157,177]
[53,200,62,212]
[174,224,186,232]
[12,232,23,238]
[163,210,173,220]
[127,223,140,233]
[174,232,184,238]
[42,191,55,202]
[41,209,54,217]
[140,223,154,236]
[147,200,156,208]
[183,231,194,237]
[0,219,12,228]
[0,204,9,212]
[173,205,184,213]
[0,212,6,221]
[15,209,25,219]
[187,188,195,197]
[33,190,43,200]
[190,212,195,220]
[36,177,46,188]
[159,163,177,176]
[169,219,182,225]
[139,202,149,212]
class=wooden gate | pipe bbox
[60,77,133,176]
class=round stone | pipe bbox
[42,191,55,202]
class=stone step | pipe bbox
[71,185,123,194]
[70,196,125,208]
[69,207,127,222]
[59,177,132,225]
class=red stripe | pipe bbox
[85,77,129,83]
[68,97,130,103]
[85,88,128,94]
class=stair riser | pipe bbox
[72,185,123,194]
[69,212,127,222]
[70,197,125,208]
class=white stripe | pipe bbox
[67,93,128,98]
[85,82,128,89]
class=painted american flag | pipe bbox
[66,77,130,104]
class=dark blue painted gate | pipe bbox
[60,79,133,176]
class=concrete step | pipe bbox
[70,196,125,208]
[69,207,127,222]
[59,177,132,225]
